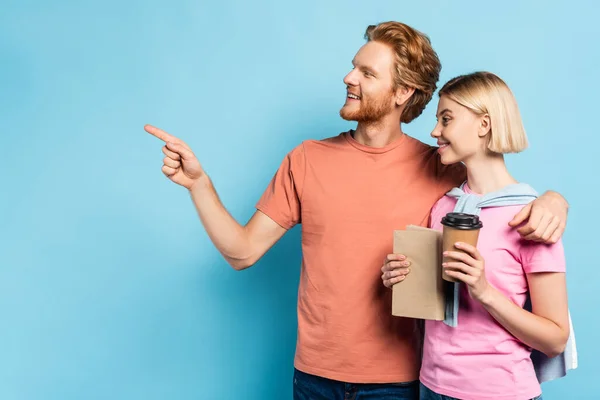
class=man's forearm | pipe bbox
[189,176,255,269]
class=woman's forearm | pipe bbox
[479,287,569,358]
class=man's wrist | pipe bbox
[546,190,569,211]
[189,174,212,195]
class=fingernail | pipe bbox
[455,242,462,247]
[443,251,448,256]
[403,261,410,266]
[442,263,447,267]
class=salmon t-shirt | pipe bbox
[256,131,465,383]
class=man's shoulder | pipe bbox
[288,132,349,157]
[278,132,348,165]
[403,134,435,152]
[403,135,466,182]
[300,132,347,148]
[402,135,442,161]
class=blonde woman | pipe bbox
[383,72,570,400]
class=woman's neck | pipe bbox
[464,153,517,195]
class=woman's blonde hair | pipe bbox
[439,71,528,153]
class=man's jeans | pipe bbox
[293,368,418,400]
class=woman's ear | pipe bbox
[478,114,491,138]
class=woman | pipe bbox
[382,72,570,400]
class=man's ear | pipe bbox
[395,86,415,107]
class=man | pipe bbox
[145,22,568,399]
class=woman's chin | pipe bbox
[440,154,460,165]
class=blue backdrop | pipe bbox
[1,0,597,398]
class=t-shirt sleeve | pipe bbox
[520,238,566,274]
[255,144,306,230]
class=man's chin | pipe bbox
[339,108,360,122]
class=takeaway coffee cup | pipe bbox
[441,213,483,282]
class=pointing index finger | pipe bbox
[145,124,180,144]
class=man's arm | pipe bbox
[509,191,569,244]
[435,154,570,245]
[145,124,287,270]
[190,177,287,270]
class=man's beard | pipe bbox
[339,90,395,123]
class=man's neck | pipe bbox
[353,117,404,148]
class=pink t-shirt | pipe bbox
[419,184,566,400]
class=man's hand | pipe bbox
[145,124,205,190]
[509,191,568,244]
